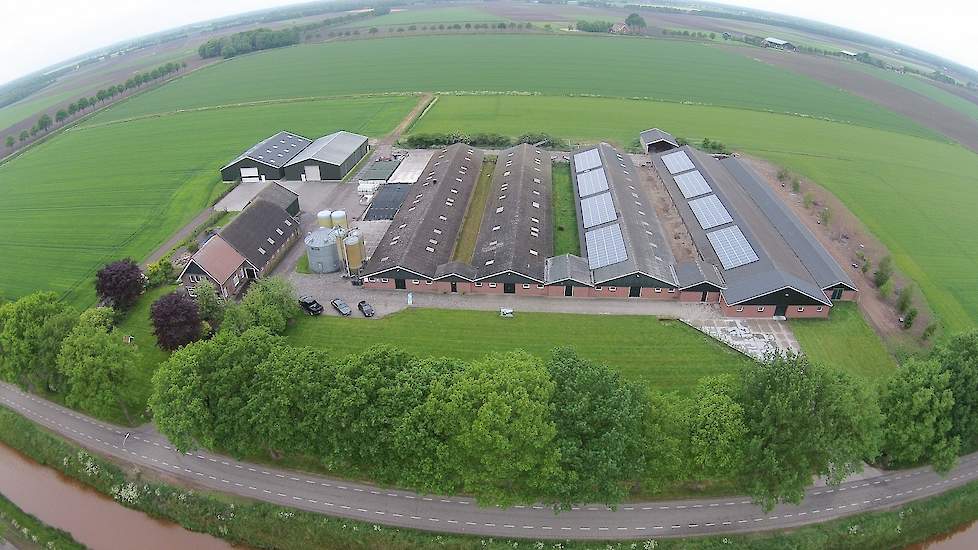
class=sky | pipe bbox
[1,0,976,86]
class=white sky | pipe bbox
[1,0,976,86]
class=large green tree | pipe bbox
[685,375,747,480]
[739,354,882,510]
[57,308,137,421]
[0,292,77,390]
[881,358,959,472]
[546,348,647,508]
[221,277,297,335]
[934,330,978,449]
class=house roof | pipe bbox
[572,143,678,287]
[652,146,836,306]
[764,37,791,46]
[252,182,299,212]
[186,235,248,284]
[639,128,679,149]
[362,143,485,278]
[218,200,298,272]
[544,254,593,285]
[472,144,552,281]
[284,131,367,167]
[220,131,312,170]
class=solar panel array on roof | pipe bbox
[585,223,628,269]
[580,192,617,229]
[577,168,609,197]
[574,149,602,172]
[248,132,312,168]
[688,194,733,230]
[662,150,695,175]
[674,170,712,199]
[707,225,759,270]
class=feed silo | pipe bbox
[317,210,333,228]
[344,233,366,273]
[303,228,341,273]
[330,210,348,229]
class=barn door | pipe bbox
[304,165,321,181]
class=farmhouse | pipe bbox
[650,146,856,318]
[219,130,368,182]
[763,37,796,50]
[179,199,300,298]
[220,131,312,182]
[282,131,368,181]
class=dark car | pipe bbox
[330,299,352,316]
[357,300,375,317]
[298,296,324,316]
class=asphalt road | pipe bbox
[3,382,977,541]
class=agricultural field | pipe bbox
[846,63,978,124]
[0,95,414,307]
[409,94,978,330]
[88,35,934,138]
[0,89,79,131]
[343,7,506,27]
[791,303,898,382]
[286,308,751,392]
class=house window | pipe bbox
[757,307,765,312]
[475,282,483,287]
[654,288,662,293]
[797,307,805,312]
[488,283,497,288]
[609,286,617,292]
[188,274,201,283]
[412,280,420,285]
[736,307,744,312]
[233,275,240,286]
[816,306,824,312]
[522,284,531,289]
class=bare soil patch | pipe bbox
[740,47,978,154]
[631,154,699,263]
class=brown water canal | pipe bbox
[0,442,234,550]
[908,520,978,550]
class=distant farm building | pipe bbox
[610,23,630,34]
[763,37,795,50]
[179,199,299,298]
[840,50,859,59]
[639,128,679,154]
[220,130,367,182]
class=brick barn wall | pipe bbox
[721,302,776,318]
[680,291,721,302]
[639,287,680,300]
[785,306,831,319]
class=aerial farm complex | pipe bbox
[199,126,856,319]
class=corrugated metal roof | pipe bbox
[220,131,312,170]
[388,151,434,184]
[639,128,678,149]
[359,159,402,181]
[544,254,593,285]
[284,131,367,167]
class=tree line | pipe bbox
[405,132,569,150]
[5,61,185,152]
[575,20,615,33]
[3,262,978,510]
[198,28,301,59]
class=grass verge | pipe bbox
[452,156,496,262]
[2,405,978,549]
[792,302,898,383]
[551,161,580,256]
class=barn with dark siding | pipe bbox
[282,131,368,181]
[220,131,312,182]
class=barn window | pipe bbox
[736,307,744,312]
[797,307,805,312]
[816,306,824,312]
[757,307,765,312]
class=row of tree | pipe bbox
[4,61,185,151]
[198,28,301,59]
[575,20,616,33]
[404,132,568,150]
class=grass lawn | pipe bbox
[286,308,751,392]
[551,162,580,255]
[410,94,978,331]
[452,157,495,262]
[88,35,933,138]
[0,96,414,308]
[345,7,506,27]
[115,285,176,416]
[792,303,898,383]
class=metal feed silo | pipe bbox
[317,209,333,228]
[303,228,341,273]
[344,233,365,271]
[331,210,348,229]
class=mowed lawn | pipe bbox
[89,35,932,138]
[286,308,751,392]
[792,303,897,382]
[0,96,414,307]
[409,95,978,330]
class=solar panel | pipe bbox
[574,149,602,173]
[577,168,609,197]
[689,195,733,230]
[661,151,695,175]
[707,226,759,270]
[674,170,712,199]
[585,223,628,269]
[580,192,617,229]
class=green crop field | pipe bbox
[287,308,751,392]
[0,96,414,307]
[346,7,506,27]
[791,303,898,382]
[0,89,77,131]
[88,35,934,139]
[410,94,978,330]
[848,63,978,124]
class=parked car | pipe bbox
[330,299,352,316]
[357,300,375,317]
[298,296,324,316]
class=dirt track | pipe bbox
[741,47,978,153]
